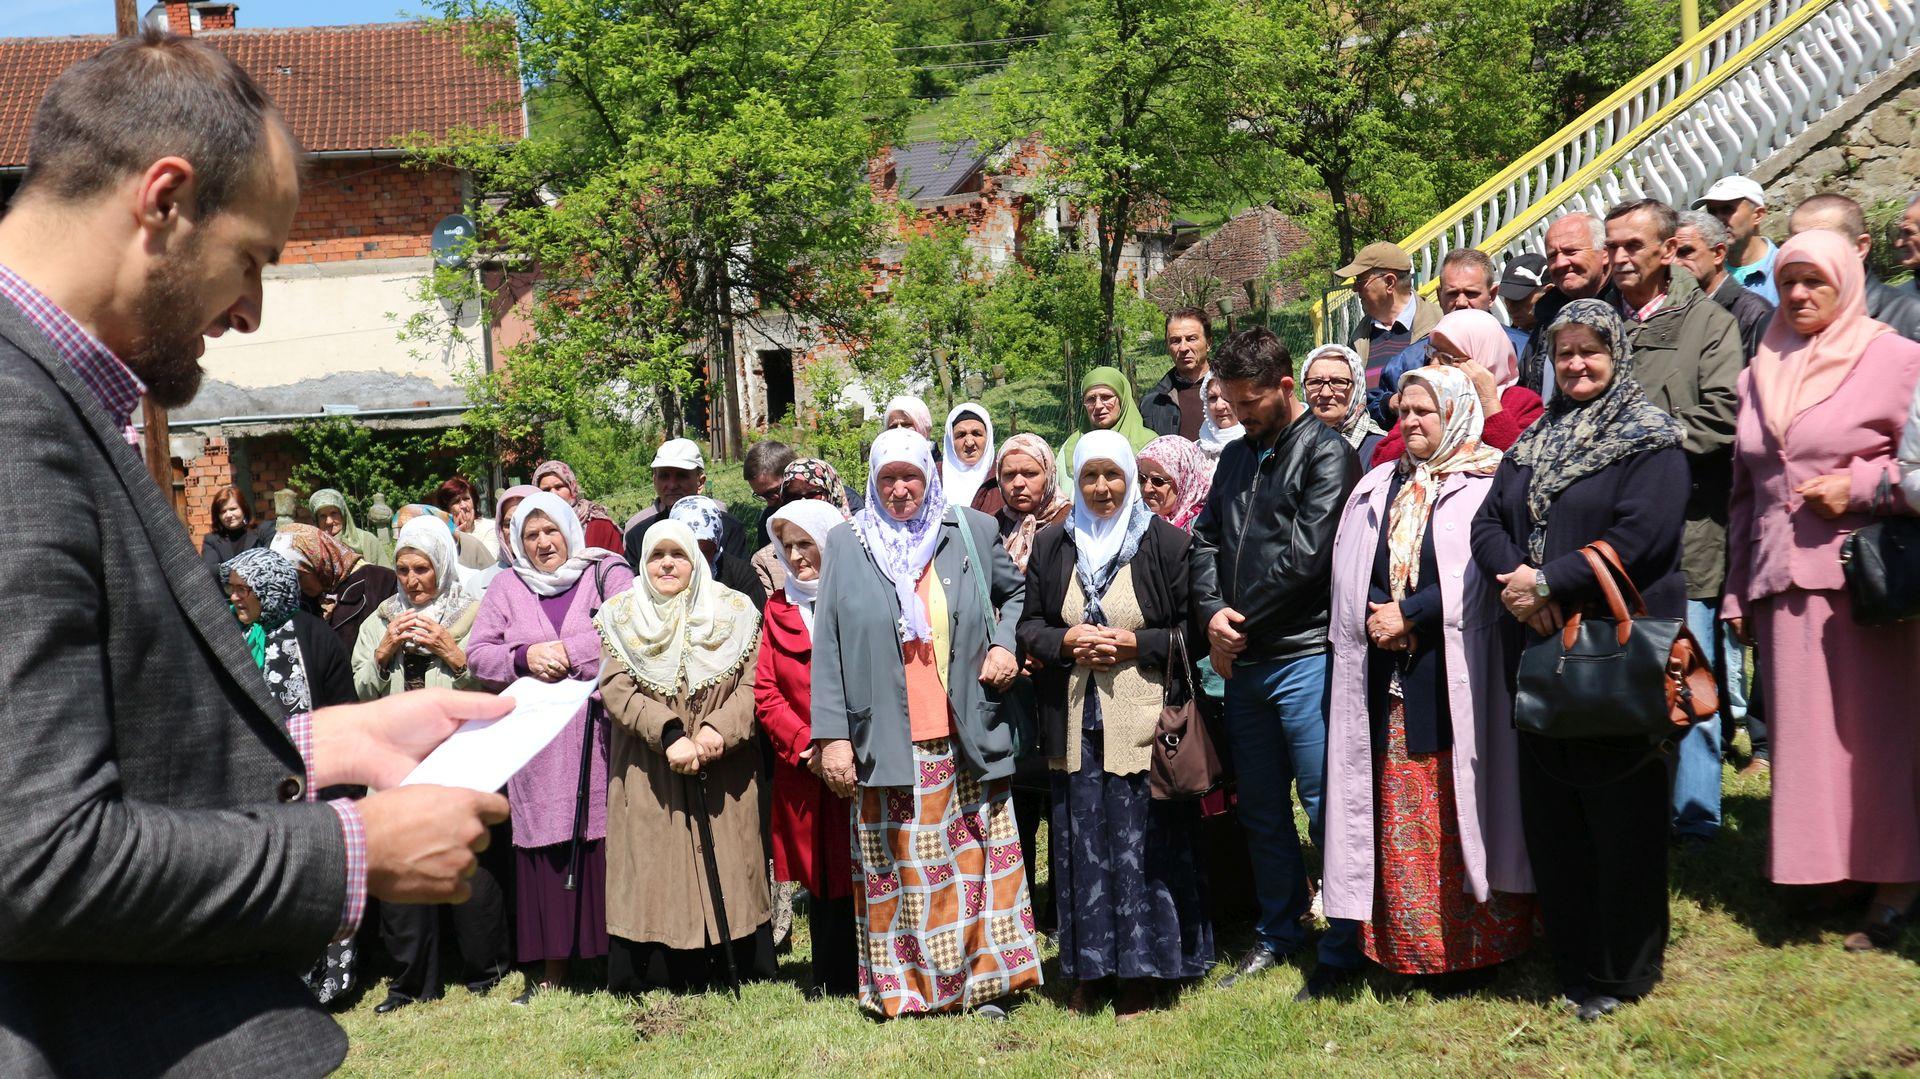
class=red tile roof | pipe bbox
[0,21,524,168]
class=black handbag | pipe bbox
[1513,541,1718,741]
[1149,629,1224,801]
[1839,470,1920,626]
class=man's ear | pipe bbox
[135,156,196,238]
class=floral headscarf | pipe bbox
[780,457,853,517]
[271,522,362,592]
[670,495,727,570]
[1507,299,1683,563]
[531,459,617,528]
[1196,372,1244,460]
[1138,434,1212,532]
[853,428,948,642]
[993,433,1070,573]
[223,547,302,671]
[1305,344,1386,451]
[1385,366,1503,607]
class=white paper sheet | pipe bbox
[400,677,596,792]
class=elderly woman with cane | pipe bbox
[597,519,771,994]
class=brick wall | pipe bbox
[184,434,303,549]
[283,160,463,265]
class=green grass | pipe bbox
[334,757,1920,1077]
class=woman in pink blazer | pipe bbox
[1723,230,1920,952]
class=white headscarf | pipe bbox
[882,394,933,437]
[509,490,621,598]
[381,515,475,648]
[594,519,760,697]
[768,498,842,635]
[854,428,948,642]
[940,402,996,510]
[1068,429,1148,586]
[1196,372,1244,460]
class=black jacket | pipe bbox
[1191,411,1360,664]
[1520,282,1623,394]
[1867,273,1920,342]
[715,551,769,612]
[1708,273,1775,359]
[1016,516,1194,760]
[1140,367,1202,437]
[199,522,276,585]
[291,610,358,709]
[308,563,398,654]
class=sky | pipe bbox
[0,0,425,38]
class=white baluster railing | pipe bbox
[1315,0,1916,346]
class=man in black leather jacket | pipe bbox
[1189,327,1364,1000]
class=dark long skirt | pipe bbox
[1050,725,1215,983]
[1516,732,1670,999]
[515,839,610,963]
[381,865,511,1001]
[607,923,776,994]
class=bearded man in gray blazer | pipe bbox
[0,32,511,1078]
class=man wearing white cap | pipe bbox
[620,437,749,564]
[1692,176,1777,306]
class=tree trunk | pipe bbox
[712,250,743,462]
[1327,171,1356,267]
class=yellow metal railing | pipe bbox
[1310,0,1817,345]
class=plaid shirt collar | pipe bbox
[0,262,147,430]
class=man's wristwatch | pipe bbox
[1534,569,1551,599]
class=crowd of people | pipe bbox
[195,176,1920,1026]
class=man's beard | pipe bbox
[126,236,212,409]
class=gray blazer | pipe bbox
[810,506,1025,788]
[0,302,349,1077]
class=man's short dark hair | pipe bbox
[1210,327,1292,388]
[1606,198,1681,241]
[1440,247,1497,289]
[1165,306,1213,342]
[743,440,795,481]
[19,30,289,217]
[1794,192,1868,239]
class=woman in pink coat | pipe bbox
[1723,230,1920,952]
[1325,365,1534,995]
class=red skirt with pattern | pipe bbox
[1361,698,1534,975]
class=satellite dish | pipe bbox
[432,213,477,270]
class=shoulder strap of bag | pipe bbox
[1586,540,1649,617]
[951,506,997,635]
[590,556,612,616]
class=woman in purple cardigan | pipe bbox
[1724,231,1920,952]
[468,490,633,1003]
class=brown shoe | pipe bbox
[1737,758,1770,779]
[1114,981,1159,1023]
[1843,903,1910,952]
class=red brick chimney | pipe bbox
[158,2,239,35]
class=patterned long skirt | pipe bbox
[852,738,1043,1016]
[1362,698,1534,975]
[1051,728,1215,983]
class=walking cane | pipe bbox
[691,769,742,998]
[564,701,597,892]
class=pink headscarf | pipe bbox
[1429,308,1519,393]
[1751,230,1892,444]
[531,459,616,528]
[882,395,934,438]
[1138,434,1212,532]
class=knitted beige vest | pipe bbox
[1055,567,1164,776]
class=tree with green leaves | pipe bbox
[410,0,907,463]
[1225,0,1549,271]
[973,0,1240,364]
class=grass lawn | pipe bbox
[335,760,1920,1077]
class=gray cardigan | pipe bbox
[810,506,1026,788]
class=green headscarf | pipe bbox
[1060,365,1156,464]
[308,488,394,568]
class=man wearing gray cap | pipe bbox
[1693,176,1777,305]
[620,437,749,562]
[1339,241,1439,366]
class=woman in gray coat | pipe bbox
[811,427,1041,1018]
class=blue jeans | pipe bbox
[1222,651,1362,968]
[1674,599,1742,837]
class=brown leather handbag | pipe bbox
[1512,540,1718,740]
[1149,629,1225,800]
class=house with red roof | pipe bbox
[0,3,523,534]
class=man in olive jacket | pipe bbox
[1603,200,1743,844]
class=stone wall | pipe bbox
[1755,57,1920,240]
